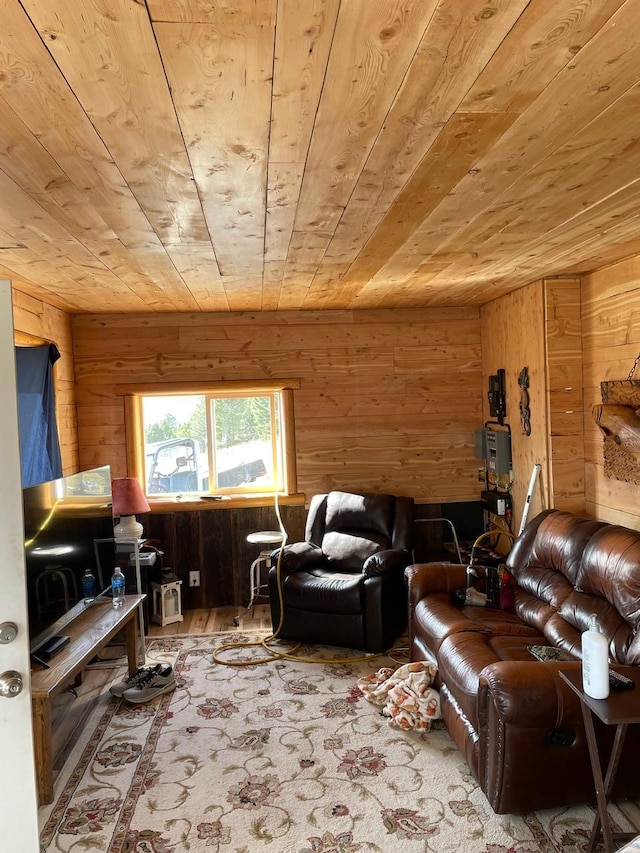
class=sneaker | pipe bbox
[109,664,161,698]
[122,665,176,704]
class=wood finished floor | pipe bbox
[146,604,272,636]
[46,605,272,799]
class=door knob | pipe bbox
[0,670,23,698]
[0,622,18,644]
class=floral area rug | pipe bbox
[39,633,630,852]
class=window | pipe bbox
[125,382,298,499]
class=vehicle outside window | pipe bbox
[140,391,284,497]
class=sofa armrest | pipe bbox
[478,660,582,727]
[477,660,591,813]
[405,563,467,609]
[363,548,409,577]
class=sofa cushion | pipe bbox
[412,594,541,655]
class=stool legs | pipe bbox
[234,550,272,626]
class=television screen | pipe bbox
[23,465,116,652]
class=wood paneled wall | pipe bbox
[544,278,585,515]
[480,278,585,532]
[11,286,78,473]
[582,256,640,529]
[481,282,549,531]
[72,309,483,504]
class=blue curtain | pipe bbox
[15,344,63,487]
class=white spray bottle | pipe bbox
[581,614,609,699]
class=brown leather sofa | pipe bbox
[269,490,414,652]
[406,509,640,814]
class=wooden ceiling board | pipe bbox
[20,0,209,245]
[458,0,628,114]
[1,0,640,313]
[318,0,530,270]
[266,0,340,265]
[0,0,206,309]
[413,79,640,292]
[310,110,516,309]
[290,0,445,256]
[361,0,640,302]
[156,17,274,275]
[147,0,276,26]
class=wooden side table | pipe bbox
[559,666,640,853]
[30,595,144,804]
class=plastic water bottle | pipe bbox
[111,567,125,608]
[582,614,609,699]
[82,569,96,604]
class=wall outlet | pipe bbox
[189,571,200,588]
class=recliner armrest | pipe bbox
[363,548,409,577]
[272,541,324,573]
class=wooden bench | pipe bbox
[30,594,144,805]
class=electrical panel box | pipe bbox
[475,427,512,474]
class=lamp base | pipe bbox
[114,515,143,539]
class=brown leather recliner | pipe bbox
[406,509,640,814]
[268,490,414,652]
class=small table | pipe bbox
[233,530,284,625]
[30,595,144,804]
[559,666,640,853]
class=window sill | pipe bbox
[147,492,306,513]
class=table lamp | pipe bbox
[111,477,150,539]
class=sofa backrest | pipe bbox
[572,525,640,664]
[507,510,608,655]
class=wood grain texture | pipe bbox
[479,277,585,523]
[544,278,585,513]
[30,595,142,804]
[480,280,550,530]
[582,257,640,529]
[1,1,640,312]
[73,307,482,502]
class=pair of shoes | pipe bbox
[122,665,176,704]
[110,664,161,698]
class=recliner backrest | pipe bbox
[304,491,410,572]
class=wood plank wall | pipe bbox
[480,278,585,532]
[71,309,483,504]
[11,286,78,472]
[481,281,551,532]
[582,256,640,529]
[544,278,585,515]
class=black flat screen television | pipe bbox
[22,465,116,654]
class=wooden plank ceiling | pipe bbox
[1,0,639,313]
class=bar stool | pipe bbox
[233,530,284,626]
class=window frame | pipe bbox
[123,380,299,500]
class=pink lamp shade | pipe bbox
[111,477,150,539]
